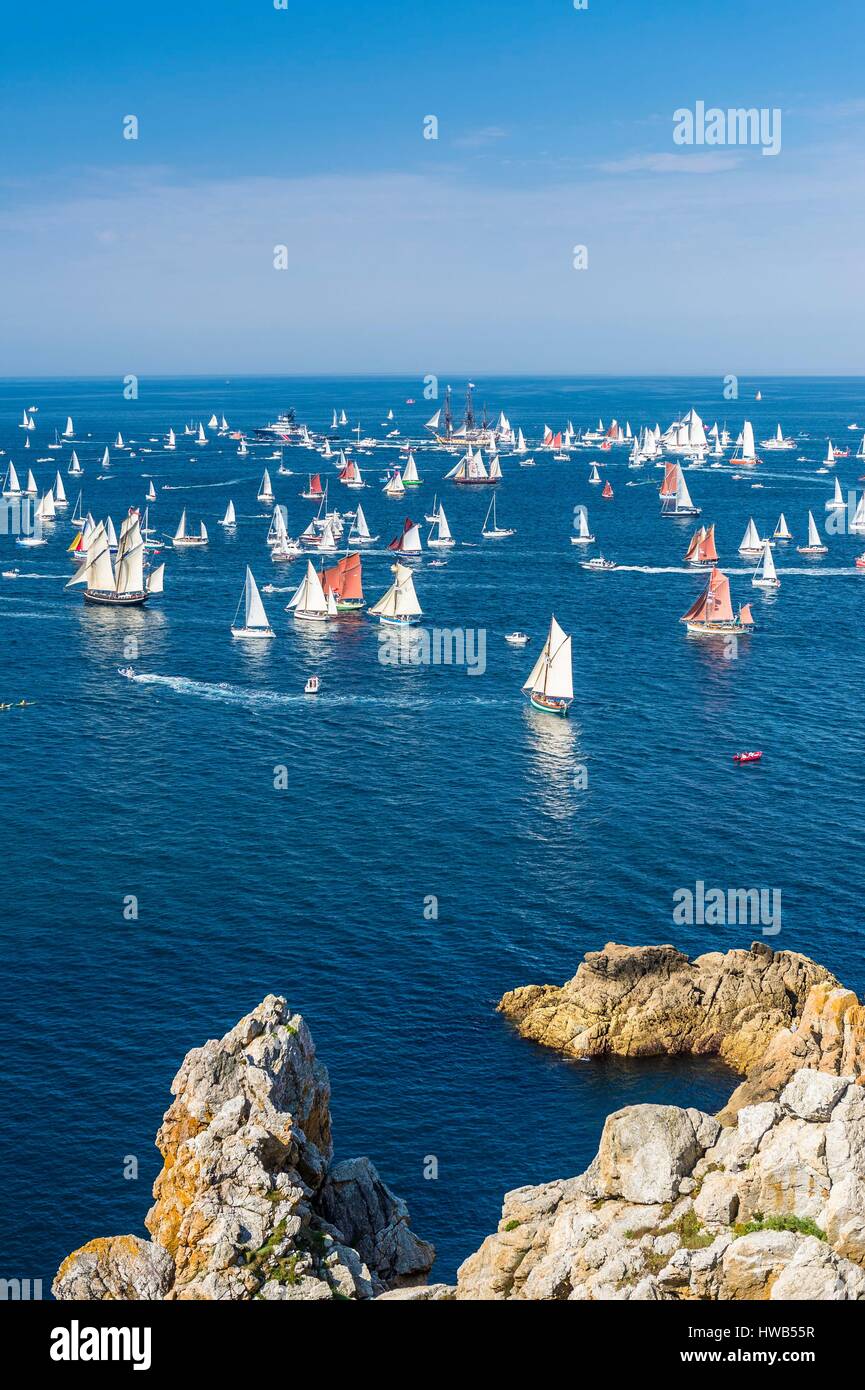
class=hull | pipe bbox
[336,599,365,612]
[427,538,455,549]
[173,538,208,548]
[378,614,416,626]
[685,620,750,635]
[84,589,149,607]
[231,626,275,639]
[528,692,571,717]
[796,546,828,556]
[453,478,500,486]
[292,609,329,622]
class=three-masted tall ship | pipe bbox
[65,509,164,606]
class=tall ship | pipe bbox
[65,510,164,606]
[428,384,497,448]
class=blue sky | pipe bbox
[0,0,862,374]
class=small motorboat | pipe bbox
[581,556,616,570]
[118,666,136,679]
[304,675,320,695]
[2,569,19,579]
[732,751,763,764]
[505,632,529,647]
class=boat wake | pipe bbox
[121,672,427,709]
[161,477,250,491]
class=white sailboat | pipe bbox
[515,428,527,455]
[53,472,68,507]
[286,560,330,622]
[3,462,23,498]
[165,428,177,451]
[172,509,208,548]
[368,562,422,626]
[208,414,219,430]
[339,409,348,426]
[738,518,764,558]
[753,539,780,589]
[522,616,573,717]
[67,449,83,476]
[773,513,792,541]
[383,469,406,497]
[733,421,759,465]
[35,490,56,521]
[115,432,125,449]
[797,511,828,556]
[825,441,836,467]
[258,469,275,504]
[588,463,602,485]
[146,480,157,502]
[237,437,249,457]
[219,499,237,528]
[481,496,514,538]
[348,503,378,544]
[63,417,74,439]
[849,492,865,534]
[231,567,274,638]
[18,409,30,429]
[196,423,207,446]
[101,447,111,471]
[402,452,421,486]
[570,508,595,545]
[428,504,456,548]
[826,476,846,511]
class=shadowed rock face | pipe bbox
[53,996,433,1302]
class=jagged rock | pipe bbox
[317,1158,435,1288]
[769,1237,865,1300]
[53,1236,174,1301]
[737,1116,830,1222]
[54,996,432,1301]
[823,1175,865,1263]
[583,1105,718,1204]
[719,1231,801,1299]
[498,943,835,1081]
[780,1069,849,1122]
[694,1172,740,1225]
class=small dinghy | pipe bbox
[118,666,136,679]
[505,632,529,647]
[304,675,320,695]
[733,751,763,764]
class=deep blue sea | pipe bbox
[3,375,864,1291]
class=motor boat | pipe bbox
[505,632,529,646]
[732,751,763,764]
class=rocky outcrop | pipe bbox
[451,1070,865,1300]
[54,996,433,1301]
[498,942,837,1081]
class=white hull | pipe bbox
[231,625,275,639]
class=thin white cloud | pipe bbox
[453,126,509,150]
[597,152,742,175]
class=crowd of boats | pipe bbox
[3,392,861,718]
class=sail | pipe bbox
[681,567,734,624]
[755,539,777,582]
[26,469,37,494]
[353,504,371,539]
[488,455,502,480]
[243,567,270,629]
[774,513,791,539]
[701,524,718,562]
[102,447,110,468]
[384,470,406,495]
[741,421,756,460]
[370,563,421,618]
[79,542,116,591]
[739,603,754,626]
[64,417,74,437]
[683,527,705,563]
[146,563,165,594]
[287,560,329,614]
[523,616,572,701]
[174,509,187,541]
[831,477,844,507]
[659,462,678,497]
[851,493,865,530]
[389,519,422,552]
[54,471,67,503]
[208,414,218,429]
[259,469,273,497]
[199,522,208,541]
[807,511,821,547]
[196,424,206,444]
[675,473,694,510]
[435,505,452,540]
[403,453,420,483]
[167,429,176,447]
[739,518,761,551]
[115,537,145,595]
[68,450,82,474]
[576,508,591,539]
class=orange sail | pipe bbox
[602,481,613,499]
[338,460,356,482]
[738,603,754,627]
[552,432,562,449]
[680,566,734,624]
[319,552,364,602]
[309,473,323,494]
[660,462,678,498]
[683,527,705,563]
[701,524,718,562]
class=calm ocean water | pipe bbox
[3,375,864,1289]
